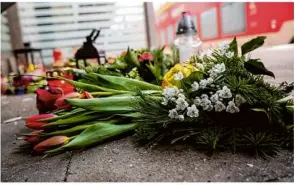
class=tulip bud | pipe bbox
[25,114,55,130]
[33,136,69,152]
[79,91,93,99]
[24,130,44,143]
[54,92,80,110]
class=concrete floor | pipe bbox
[1,94,294,182]
[1,45,294,182]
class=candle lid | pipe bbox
[176,12,197,36]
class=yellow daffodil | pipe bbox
[162,63,198,87]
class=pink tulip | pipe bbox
[54,92,80,110]
[24,130,44,143]
[79,91,93,99]
[33,136,69,152]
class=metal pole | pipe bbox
[143,2,157,49]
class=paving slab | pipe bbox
[1,94,70,182]
[66,137,293,182]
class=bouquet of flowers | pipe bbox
[19,36,293,159]
[86,46,176,85]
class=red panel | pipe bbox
[155,2,294,43]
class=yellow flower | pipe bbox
[162,63,198,87]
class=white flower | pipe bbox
[191,81,199,92]
[201,94,209,99]
[214,101,226,112]
[225,51,234,58]
[176,97,189,110]
[218,49,226,56]
[174,71,184,81]
[168,109,178,119]
[193,97,202,106]
[162,97,169,106]
[199,79,208,89]
[235,94,246,106]
[226,100,240,113]
[208,63,226,78]
[178,115,185,121]
[218,41,230,50]
[207,78,213,84]
[170,97,176,102]
[210,94,219,103]
[178,93,186,99]
[206,105,214,111]
[218,86,232,99]
[187,105,199,118]
[163,86,179,99]
[196,63,205,71]
[199,49,214,59]
[201,98,212,111]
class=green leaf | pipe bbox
[181,71,204,86]
[57,76,129,94]
[229,37,238,56]
[241,36,266,55]
[125,47,140,67]
[43,111,103,127]
[66,96,135,112]
[84,73,162,91]
[286,105,293,113]
[47,122,137,153]
[244,59,275,78]
[104,59,128,70]
[276,95,293,103]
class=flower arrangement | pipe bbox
[87,46,176,85]
[18,36,293,159]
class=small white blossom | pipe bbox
[191,81,200,92]
[187,105,199,118]
[168,109,178,118]
[193,97,202,106]
[199,79,208,89]
[201,98,212,111]
[163,86,179,99]
[218,41,230,50]
[226,100,240,113]
[178,93,185,99]
[208,63,226,78]
[206,105,214,112]
[225,51,234,58]
[170,97,176,102]
[210,84,215,88]
[207,78,213,84]
[218,86,232,99]
[214,101,226,112]
[178,115,185,121]
[218,49,226,56]
[235,94,246,106]
[196,63,205,71]
[210,94,219,103]
[201,94,209,99]
[174,71,184,81]
[176,97,189,110]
